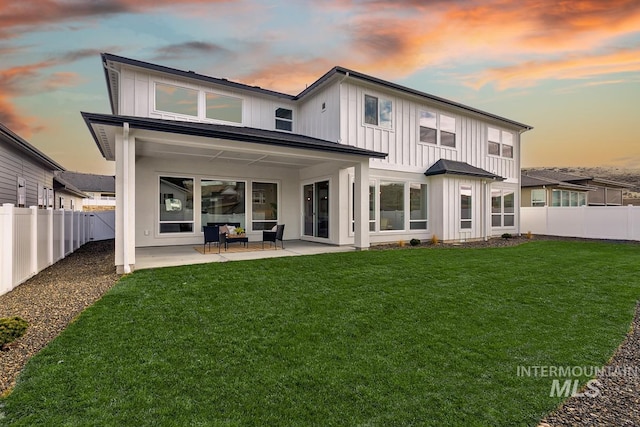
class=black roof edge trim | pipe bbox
[101,53,296,101]
[100,54,532,131]
[81,112,108,158]
[332,67,533,131]
[0,123,65,171]
[81,112,388,159]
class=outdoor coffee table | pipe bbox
[224,234,248,250]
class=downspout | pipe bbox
[482,180,488,241]
[122,122,131,274]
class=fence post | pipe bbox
[628,205,634,241]
[1,204,15,294]
[59,208,65,259]
[30,206,38,277]
[48,208,54,266]
[544,206,549,235]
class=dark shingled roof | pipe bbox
[520,173,593,190]
[82,112,387,160]
[56,171,115,193]
[424,159,504,180]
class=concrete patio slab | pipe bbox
[134,240,356,271]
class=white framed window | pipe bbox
[206,93,243,123]
[491,189,515,227]
[460,186,472,229]
[251,181,278,231]
[38,183,45,208]
[47,188,54,208]
[364,94,393,128]
[409,183,428,230]
[419,111,437,144]
[155,83,198,117]
[488,127,514,158]
[159,176,194,233]
[379,181,404,230]
[440,115,456,148]
[551,189,587,207]
[419,110,456,148]
[201,179,246,229]
[531,189,546,207]
[275,108,293,131]
[17,177,26,207]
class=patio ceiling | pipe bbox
[135,137,322,169]
[82,112,387,169]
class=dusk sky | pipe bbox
[1,0,639,175]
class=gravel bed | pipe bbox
[540,302,640,426]
[0,239,118,395]
[0,236,638,425]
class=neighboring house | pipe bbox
[53,173,88,211]
[82,53,532,273]
[521,169,631,207]
[0,122,64,208]
[54,171,116,211]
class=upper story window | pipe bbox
[488,127,514,158]
[419,111,456,148]
[275,108,293,131]
[155,83,198,117]
[206,93,243,123]
[364,94,392,128]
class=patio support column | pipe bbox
[115,123,136,274]
[354,159,370,250]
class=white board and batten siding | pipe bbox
[118,68,298,132]
[297,83,341,143]
[0,140,55,207]
[338,81,520,180]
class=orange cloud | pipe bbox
[469,48,640,90]
[326,0,640,88]
[237,58,335,95]
[0,50,98,135]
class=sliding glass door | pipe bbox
[303,180,329,239]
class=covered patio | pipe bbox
[135,239,357,270]
[83,113,386,274]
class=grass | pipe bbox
[2,241,640,426]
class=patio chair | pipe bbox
[203,225,222,253]
[262,224,285,249]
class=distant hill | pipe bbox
[523,167,640,198]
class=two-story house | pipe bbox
[83,54,532,273]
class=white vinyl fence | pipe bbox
[521,206,640,241]
[0,204,115,296]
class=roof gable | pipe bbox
[56,171,115,193]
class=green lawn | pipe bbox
[2,241,639,426]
